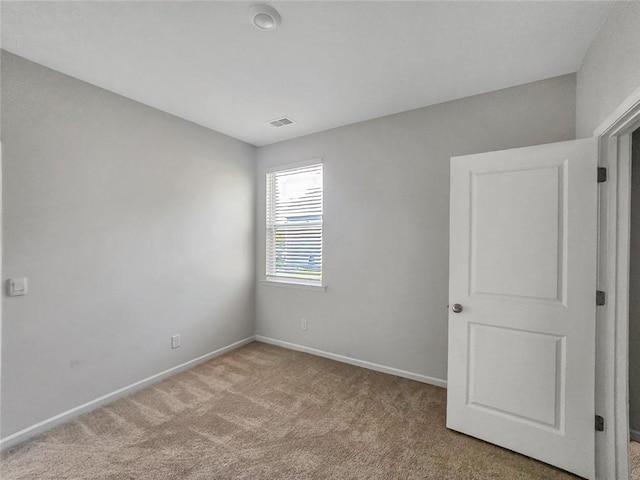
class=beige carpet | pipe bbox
[1,342,579,479]
[632,441,640,480]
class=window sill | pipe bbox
[260,278,327,292]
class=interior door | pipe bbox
[447,138,598,479]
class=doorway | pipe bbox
[630,127,640,479]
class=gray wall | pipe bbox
[0,51,256,437]
[256,75,576,382]
[631,128,640,436]
[576,1,640,138]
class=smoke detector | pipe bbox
[249,5,281,31]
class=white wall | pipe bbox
[256,75,576,382]
[0,51,256,437]
[574,4,640,474]
[576,1,640,138]
[630,129,640,437]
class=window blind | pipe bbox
[266,163,323,282]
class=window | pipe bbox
[266,162,323,284]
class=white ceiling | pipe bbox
[1,1,613,146]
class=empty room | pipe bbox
[1,1,639,479]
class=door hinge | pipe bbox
[596,290,606,306]
[597,167,607,183]
[595,415,605,432]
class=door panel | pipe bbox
[447,138,598,479]
[472,165,563,301]
[468,324,563,429]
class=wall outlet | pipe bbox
[171,334,180,349]
[7,277,28,296]
[301,318,308,331]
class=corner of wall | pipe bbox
[576,1,640,137]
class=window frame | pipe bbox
[263,158,325,289]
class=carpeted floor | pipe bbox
[1,342,582,479]
[632,441,640,480]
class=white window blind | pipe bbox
[266,163,323,283]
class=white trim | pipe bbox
[255,335,447,389]
[0,336,256,451]
[263,157,322,174]
[260,278,327,291]
[594,85,640,137]
[613,133,632,480]
[0,145,3,449]
[631,429,640,443]
[595,95,640,480]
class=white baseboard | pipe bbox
[631,429,640,443]
[0,335,256,451]
[255,335,447,389]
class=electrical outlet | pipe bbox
[7,277,28,296]
[171,334,180,349]
[301,318,308,331]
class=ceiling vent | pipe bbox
[268,117,295,127]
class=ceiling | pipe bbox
[1,1,613,147]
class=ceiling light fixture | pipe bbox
[248,4,281,31]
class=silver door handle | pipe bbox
[451,304,463,313]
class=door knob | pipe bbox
[451,303,463,313]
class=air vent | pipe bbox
[268,117,295,127]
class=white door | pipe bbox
[447,138,598,479]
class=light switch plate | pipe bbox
[8,277,28,296]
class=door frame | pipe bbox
[594,86,640,480]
